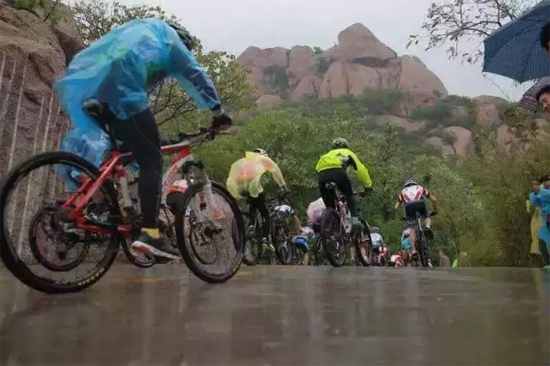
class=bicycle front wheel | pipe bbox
[320,208,347,267]
[175,181,244,283]
[0,152,120,294]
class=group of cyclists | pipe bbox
[54,17,438,266]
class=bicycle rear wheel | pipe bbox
[354,218,373,266]
[175,181,244,283]
[417,231,430,267]
[242,212,263,266]
[273,218,293,265]
[0,152,120,294]
[320,208,347,267]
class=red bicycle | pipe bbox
[0,103,244,294]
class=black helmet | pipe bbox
[169,23,194,51]
[253,148,268,156]
[403,179,417,188]
[331,137,349,149]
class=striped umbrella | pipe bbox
[516,77,550,112]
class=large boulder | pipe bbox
[497,125,516,146]
[399,89,438,116]
[375,115,423,132]
[289,73,323,101]
[333,23,397,65]
[286,46,315,89]
[256,94,283,110]
[473,95,508,106]
[476,103,501,126]
[397,55,447,95]
[237,46,288,69]
[426,137,454,158]
[450,106,470,123]
[318,61,347,98]
[444,126,475,156]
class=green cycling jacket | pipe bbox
[315,148,372,188]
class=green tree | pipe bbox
[408,0,537,64]
[71,0,253,132]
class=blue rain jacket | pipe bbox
[54,18,221,134]
[58,128,111,191]
[530,186,550,246]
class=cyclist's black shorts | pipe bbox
[404,201,429,226]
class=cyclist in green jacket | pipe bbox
[315,138,372,228]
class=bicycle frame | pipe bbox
[61,139,200,236]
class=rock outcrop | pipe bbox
[0,3,83,263]
[375,115,423,132]
[256,94,283,110]
[332,23,397,65]
[286,46,315,89]
[444,126,475,156]
[237,23,447,108]
[426,137,454,158]
[0,4,80,174]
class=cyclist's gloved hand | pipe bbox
[211,107,232,131]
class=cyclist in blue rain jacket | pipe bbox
[55,19,232,260]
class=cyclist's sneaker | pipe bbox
[131,233,180,260]
[261,238,275,252]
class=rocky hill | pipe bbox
[237,23,549,157]
[238,23,447,110]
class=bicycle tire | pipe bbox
[320,208,347,267]
[242,212,263,266]
[175,181,244,283]
[418,231,430,267]
[273,218,292,265]
[0,152,120,294]
[354,218,372,267]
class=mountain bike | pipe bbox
[0,103,244,294]
[241,193,297,265]
[319,183,373,267]
[402,211,437,268]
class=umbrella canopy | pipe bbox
[516,77,550,112]
[483,0,550,82]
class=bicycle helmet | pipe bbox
[253,148,268,156]
[169,24,195,51]
[331,137,349,149]
[403,178,417,188]
[370,226,380,234]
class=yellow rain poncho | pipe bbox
[226,152,286,199]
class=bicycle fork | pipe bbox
[182,161,224,230]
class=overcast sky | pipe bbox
[128,0,532,100]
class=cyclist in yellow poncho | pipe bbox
[227,148,289,243]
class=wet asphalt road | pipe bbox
[0,265,549,365]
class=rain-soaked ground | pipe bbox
[0,265,549,365]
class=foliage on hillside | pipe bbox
[194,93,550,266]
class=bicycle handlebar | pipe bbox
[161,127,232,147]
